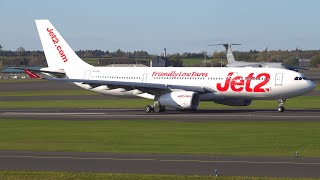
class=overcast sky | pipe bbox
[1,0,319,55]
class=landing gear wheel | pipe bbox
[153,105,166,113]
[278,106,285,112]
[145,100,166,113]
[145,105,153,113]
[153,105,160,113]
[277,99,286,112]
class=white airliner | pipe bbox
[24,20,316,113]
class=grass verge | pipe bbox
[0,119,320,157]
[0,90,97,96]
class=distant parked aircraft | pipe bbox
[209,43,304,71]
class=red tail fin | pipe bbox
[24,69,41,79]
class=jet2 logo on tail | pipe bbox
[47,28,68,63]
[217,72,270,92]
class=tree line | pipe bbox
[0,48,152,59]
[1,44,320,67]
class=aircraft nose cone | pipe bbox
[307,81,316,92]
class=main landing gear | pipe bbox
[145,101,166,113]
[278,99,286,112]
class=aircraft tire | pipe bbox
[145,105,153,113]
[278,107,285,112]
[153,105,161,113]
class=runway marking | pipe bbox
[1,112,105,116]
[0,155,156,161]
[1,112,320,119]
[1,155,320,165]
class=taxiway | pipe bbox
[0,108,320,121]
[0,150,319,177]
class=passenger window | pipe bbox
[299,77,302,80]
[294,77,298,80]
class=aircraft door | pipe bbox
[83,70,91,79]
[142,73,148,83]
[275,73,283,86]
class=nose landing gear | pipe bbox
[278,99,286,112]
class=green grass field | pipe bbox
[0,90,97,96]
[0,95,319,109]
[0,119,320,157]
[182,58,226,66]
[0,171,317,180]
[182,58,204,66]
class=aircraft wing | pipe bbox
[44,77,216,94]
[23,68,215,94]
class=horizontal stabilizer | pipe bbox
[24,69,41,79]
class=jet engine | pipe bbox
[158,91,200,110]
[214,99,252,106]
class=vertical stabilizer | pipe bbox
[35,20,92,78]
[209,43,240,63]
[225,44,236,63]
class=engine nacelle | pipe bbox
[158,91,200,109]
[214,99,252,106]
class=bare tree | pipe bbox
[17,46,26,56]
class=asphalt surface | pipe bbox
[1,108,320,121]
[0,150,320,177]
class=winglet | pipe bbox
[24,69,41,79]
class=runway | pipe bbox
[0,150,319,177]
[1,78,320,177]
[1,108,320,121]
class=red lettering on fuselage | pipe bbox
[216,72,234,91]
[254,73,270,92]
[245,73,254,92]
[230,76,244,92]
[217,72,270,93]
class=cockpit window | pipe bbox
[294,76,309,80]
[294,76,311,80]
